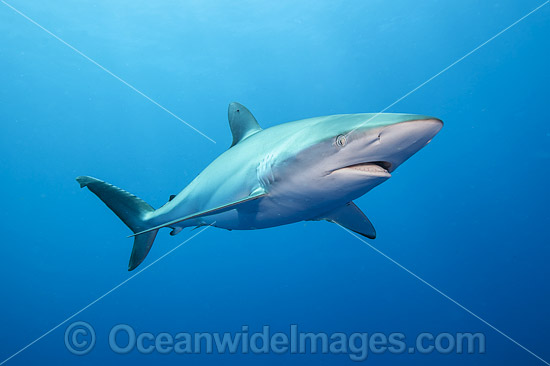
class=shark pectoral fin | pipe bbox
[129,189,268,237]
[228,102,262,147]
[322,202,376,239]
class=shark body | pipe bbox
[78,103,442,270]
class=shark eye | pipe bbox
[336,134,347,147]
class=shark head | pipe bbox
[268,113,443,205]
[323,114,443,177]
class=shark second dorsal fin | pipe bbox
[228,102,262,147]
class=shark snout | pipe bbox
[374,118,443,172]
[380,118,442,147]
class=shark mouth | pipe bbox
[335,161,392,177]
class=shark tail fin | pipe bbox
[76,176,158,271]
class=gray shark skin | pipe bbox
[77,103,443,270]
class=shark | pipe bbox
[77,102,443,270]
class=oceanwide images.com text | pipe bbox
[65,322,486,361]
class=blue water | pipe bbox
[1,0,549,365]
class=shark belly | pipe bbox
[196,196,303,230]
[200,175,385,230]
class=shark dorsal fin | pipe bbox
[228,102,262,147]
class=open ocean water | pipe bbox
[1,1,549,365]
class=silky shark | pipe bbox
[77,103,443,270]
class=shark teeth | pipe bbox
[336,161,392,177]
[350,164,388,173]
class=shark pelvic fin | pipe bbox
[228,102,262,147]
[320,201,376,239]
[129,188,268,237]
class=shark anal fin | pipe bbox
[130,189,268,237]
[170,226,184,236]
[321,202,376,239]
[228,102,262,147]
